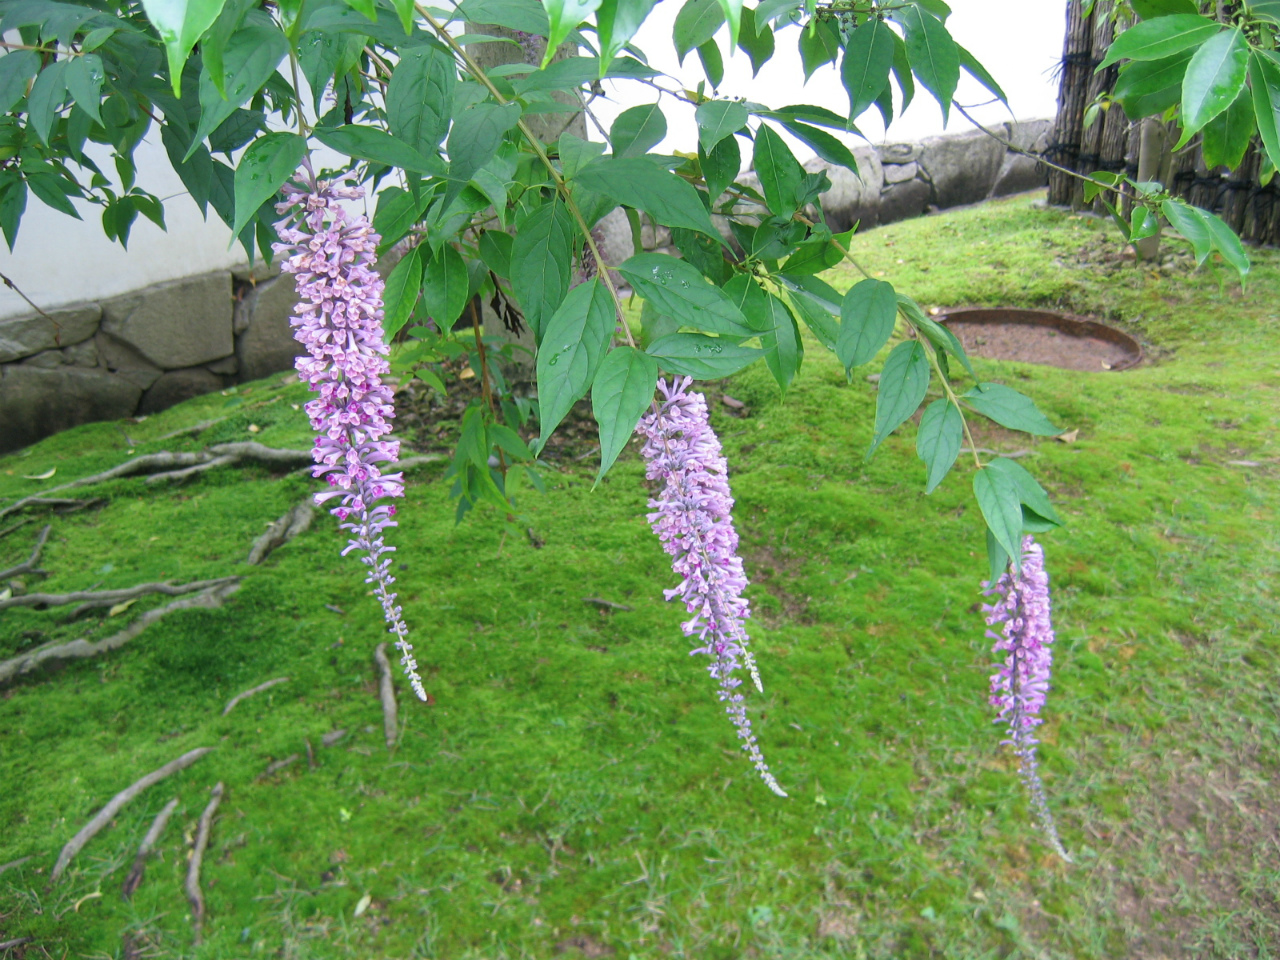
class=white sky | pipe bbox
[1,1,1068,318]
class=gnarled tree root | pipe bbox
[121,798,178,900]
[1,575,240,615]
[187,782,223,945]
[222,677,290,716]
[0,581,241,685]
[246,504,314,566]
[51,748,213,880]
[0,524,51,582]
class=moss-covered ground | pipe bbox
[1,194,1278,958]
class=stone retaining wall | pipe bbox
[0,121,1050,455]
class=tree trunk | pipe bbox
[1048,0,1096,206]
[1133,117,1164,260]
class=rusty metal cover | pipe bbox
[936,307,1143,372]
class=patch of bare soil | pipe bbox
[946,319,1137,373]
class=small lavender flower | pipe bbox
[984,535,1071,861]
[637,377,785,797]
[274,176,427,702]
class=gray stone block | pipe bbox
[102,271,233,369]
[95,331,164,390]
[138,368,224,416]
[808,147,883,233]
[883,161,919,185]
[206,355,239,375]
[21,350,64,368]
[919,130,1006,209]
[879,179,932,224]
[235,275,302,382]
[1009,118,1052,154]
[992,153,1049,198]
[879,142,922,163]
[0,304,101,363]
[63,339,99,367]
[0,365,141,454]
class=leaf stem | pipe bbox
[415,6,637,349]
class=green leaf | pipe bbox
[1201,87,1253,170]
[963,383,1059,436]
[916,398,962,494]
[737,5,775,76]
[596,0,658,77]
[956,42,1005,103]
[1249,52,1280,171]
[141,0,230,95]
[695,99,748,152]
[63,53,104,125]
[1132,0,1197,16]
[733,278,801,392]
[389,0,415,31]
[591,345,658,481]
[774,118,859,172]
[618,253,753,337]
[892,3,959,123]
[985,457,1062,528]
[1097,13,1218,70]
[0,50,39,114]
[673,0,724,64]
[1160,198,1212,265]
[0,173,26,250]
[1180,27,1248,138]
[449,101,523,184]
[837,277,897,372]
[1112,51,1192,119]
[868,339,929,458]
[781,227,853,275]
[646,333,761,379]
[840,17,893,122]
[536,278,614,445]
[1201,207,1249,277]
[973,466,1022,571]
[374,186,432,253]
[382,245,424,340]
[478,229,514,277]
[25,172,80,219]
[575,157,720,238]
[559,132,606,178]
[189,23,287,156]
[890,30,915,112]
[541,0,603,68]
[696,38,724,87]
[340,0,377,20]
[421,243,469,328]
[313,124,442,173]
[714,0,742,48]
[610,102,667,157]
[511,199,574,340]
[386,44,455,156]
[700,131,740,200]
[26,60,67,147]
[752,123,804,219]
[231,131,306,239]
[798,17,839,79]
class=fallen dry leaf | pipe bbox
[1055,429,1079,443]
[23,468,56,480]
[108,599,138,617]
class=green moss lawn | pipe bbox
[1,193,1278,958]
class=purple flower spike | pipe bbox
[984,535,1071,861]
[637,377,786,797]
[274,177,427,703]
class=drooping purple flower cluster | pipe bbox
[637,377,786,797]
[274,177,427,702]
[983,535,1070,860]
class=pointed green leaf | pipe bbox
[868,339,929,458]
[64,53,104,125]
[1112,50,1192,119]
[231,131,306,239]
[695,99,748,152]
[1180,27,1247,137]
[673,0,724,64]
[511,199,575,340]
[140,0,230,95]
[714,0,742,48]
[892,4,959,122]
[0,50,39,114]
[646,332,761,379]
[700,132,740,200]
[956,42,1005,103]
[618,253,753,337]
[189,23,287,156]
[312,125,442,174]
[537,278,615,445]
[383,245,424,340]
[1201,208,1250,277]
[1201,87,1253,170]
[916,398,963,494]
[837,277,897,372]
[448,101,522,183]
[973,466,1022,567]
[592,345,658,481]
[752,123,804,219]
[986,457,1062,527]
[386,44,455,156]
[421,243,470,327]
[610,102,667,157]
[963,383,1059,436]
[596,0,658,76]
[541,0,603,68]
[26,60,67,147]
[1249,51,1280,170]
[576,157,720,238]
[1160,198,1212,264]
[1097,13,1218,70]
[840,17,893,122]
[737,4,775,76]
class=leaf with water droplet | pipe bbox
[536,279,615,447]
[618,254,754,338]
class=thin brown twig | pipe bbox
[51,748,214,880]
[0,270,57,323]
[121,797,179,900]
[222,676,291,716]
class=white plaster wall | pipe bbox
[0,0,1067,320]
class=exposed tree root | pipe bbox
[222,677,290,716]
[51,747,214,880]
[255,754,300,781]
[186,782,223,945]
[0,938,34,951]
[121,798,178,900]
[0,581,241,685]
[374,643,398,751]
[246,503,314,565]
[305,738,316,769]
[0,856,32,875]
[583,597,632,612]
[0,575,240,614]
[0,524,51,581]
